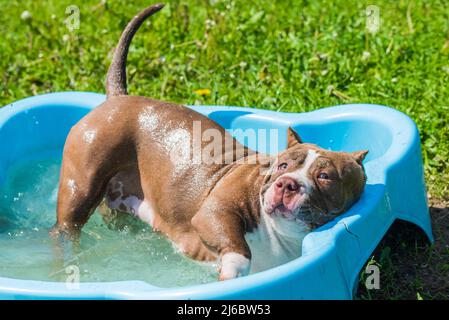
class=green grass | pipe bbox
[357,218,449,300]
[0,0,448,299]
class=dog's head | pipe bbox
[260,128,368,228]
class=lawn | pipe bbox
[0,0,448,299]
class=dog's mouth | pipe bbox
[262,180,308,218]
[265,202,315,220]
[261,175,335,227]
[272,203,295,220]
[265,202,333,229]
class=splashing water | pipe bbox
[0,157,218,287]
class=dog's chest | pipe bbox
[244,215,310,273]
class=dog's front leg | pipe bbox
[219,251,251,280]
[192,205,251,281]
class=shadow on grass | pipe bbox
[356,206,449,300]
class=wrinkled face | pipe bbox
[260,128,368,228]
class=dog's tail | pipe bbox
[106,3,165,98]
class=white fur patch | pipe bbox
[105,181,155,226]
[135,200,155,225]
[220,252,250,279]
[283,149,319,192]
[245,211,310,273]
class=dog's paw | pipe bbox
[218,252,250,281]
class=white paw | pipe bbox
[219,252,250,281]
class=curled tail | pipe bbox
[106,3,165,97]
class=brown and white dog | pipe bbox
[52,4,368,280]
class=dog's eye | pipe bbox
[278,163,288,170]
[318,172,329,180]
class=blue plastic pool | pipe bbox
[0,92,432,299]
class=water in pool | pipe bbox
[0,156,218,287]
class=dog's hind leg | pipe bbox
[52,158,109,239]
[51,106,137,239]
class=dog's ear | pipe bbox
[350,150,369,165]
[287,127,303,148]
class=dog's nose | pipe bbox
[275,177,305,195]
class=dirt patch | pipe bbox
[357,198,449,300]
